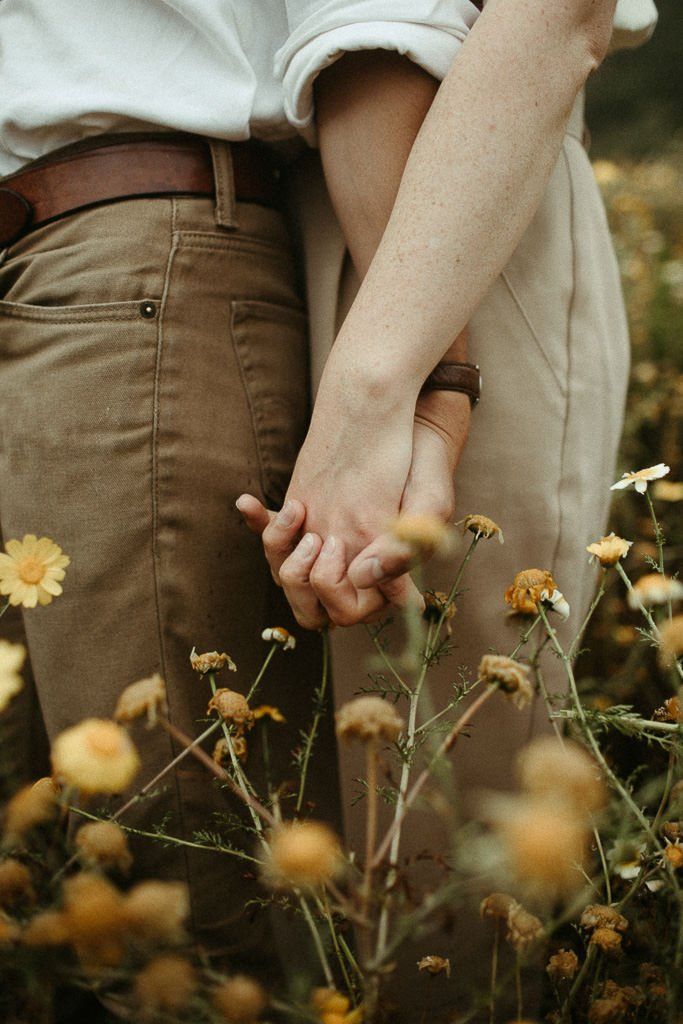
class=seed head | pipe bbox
[516,737,606,813]
[114,674,167,726]
[124,880,189,944]
[478,654,533,709]
[51,719,140,795]
[265,821,343,889]
[207,689,254,733]
[75,821,133,873]
[212,975,268,1022]
[190,648,236,675]
[546,949,579,982]
[336,696,404,745]
[134,955,196,1015]
[457,514,504,543]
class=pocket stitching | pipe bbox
[0,299,161,324]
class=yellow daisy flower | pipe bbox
[0,535,70,609]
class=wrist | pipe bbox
[414,389,471,467]
[316,351,418,422]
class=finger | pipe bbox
[310,536,388,627]
[279,532,329,630]
[347,535,414,590]
[261,498,307,583]
[235,494,273,536]
[379,573,426,613]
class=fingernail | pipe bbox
[371,557,385,581]
[277,500,295,527]
[298,533,315,556]
[320,535,337,558]
[235,495,248,513]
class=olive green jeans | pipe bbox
[0,140,339,969]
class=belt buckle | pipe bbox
[0,187,33,247]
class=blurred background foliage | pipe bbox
[578,0,681,762]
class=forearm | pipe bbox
[316,0,616,404]
[315,49,468,427]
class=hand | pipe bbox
[347,388,471,589]
[238,373,421,627]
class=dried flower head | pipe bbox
[207,689,254,733]
[190,647,236,675]
[546,949,579,982]
[663,842,683,871]
[658,615,683,667]
[497,797,588,896]
[662,821,682,843]
[516,738,606,813]
[75,821,133,873]
[653,697,682,723]
[506,903,544,952]
[3,778,59,841]
[61,872,129,967]
[336,695,404,745]
[253,705,286,723]
[261,626,296,650]
[480,892,518,921]
[114,674,167,726]
[610,463,669,494]
[580,904,628,933]
[0,641,25,713]
[588,981,644,1024]
[311,989,352,1016]
[478,654,533,709]
[265,821,343,889]
[0,535,70,608]
[586,533,633,567]
[628,573,683,609]
[0,859,35,911]
[504,569,570,619]
[457,514,504,543]
[21,909,70,947]
[391,514,452,556]
[51,719,140,794]
[422,590,456,624]
[590,927,623,955]
[134,955,196,1015]
[124,880,189,944]
[212,975,268,1022]
[212,736,248,766]
[417,955,451,978]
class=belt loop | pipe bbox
[209,140,238,230]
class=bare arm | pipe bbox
[315,0,616,401]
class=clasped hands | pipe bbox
[237,380,471,630]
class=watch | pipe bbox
[420,361,481,408]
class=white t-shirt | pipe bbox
[0,0,658,176]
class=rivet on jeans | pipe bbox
[139,300,157,319]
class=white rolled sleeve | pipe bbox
[276,0,480,140]
[611,0,658,52]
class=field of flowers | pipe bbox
[0,155,680,1024]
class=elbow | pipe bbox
[575,0,618,71]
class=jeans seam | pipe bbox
[150,196,198,936]
[501,270,566,396]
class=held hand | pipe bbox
[347,389,471,589]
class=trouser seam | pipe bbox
[550,148,578,587]
[150,196,198,936]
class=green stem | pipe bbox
[569,570,608,661]
[247,643,278,701]
[299,893,334,987]
[0,598,9,621]
[296,630,330,814]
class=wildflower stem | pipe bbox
[113,718,223,822]
[208,672,259,799]
[0,598,9,620]
[569,570,608,661]
[158,716,275,828]
[246,642,278,701]
[361,743,379,933]
[299,890,335,987]
[319,891,358,994]
[489,921,500,1024]
[68,804,261,862]
[371,684,497,871]
[537,605,665,851]
[296,630,330,814]
[368,627,411,695]
[374,621,435,961]
[615,560,682,686]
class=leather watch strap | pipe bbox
[420,361,481,407]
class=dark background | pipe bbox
[587,0,682,156]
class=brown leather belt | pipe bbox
[0,134,282,247]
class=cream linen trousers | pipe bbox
[289,91,630,1016]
